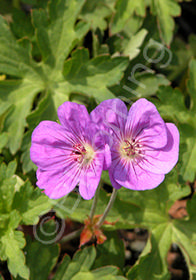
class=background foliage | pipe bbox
[0,0,196,279]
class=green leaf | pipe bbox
[188,59,196,112]
[180,137,196,182]
[123,29,148,60]
[22,231,59,280]
[0,211,29,279]
[61,48,129,102]
[111,72,169,99]
[53,246,96,280]
[165,37,193,82]
[79,0,115,31]
[153,59,196,182]
[172,194,196,267]
[6,160,17,178]
[90,266,124,278]
[152,86,189,123]
[0,2,129,155]
[0,163,16,214]
[0,16,44,79]
[0,80,44,154]
[53,246,126,280]
[0,0,88,154]
[12,181,53,225]
[72,271,126,280]
[128,224,171,280]
[71,246,97,271]
[0,162,55,279]
[123,72,170,98]
[53,255,71,280]
[93,231,125,270]
[0,132,8,151]
[111,0,146,34]
[150,0,181,46]
[10,9,34,39]
[32,0,89,73]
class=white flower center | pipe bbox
[119,139,142,160]
[72,143,95,165]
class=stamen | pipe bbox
[71,143,95,165]
[119,138,143,160]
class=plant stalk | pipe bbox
[89,183,101,221]
[60,228,82,244]
[97,188,118,227]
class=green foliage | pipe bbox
[24,235,59,280]
[111,0,182,45]
[151,0,181,46]
[0,161,53,279]
[55,169,196,278]
[111,0,146,34]
[153,59,196,182]
[79,0,115,31]
[0,0,196,279]
[53,246,126,280]
[93,231,125,270]
[0,0,128,154]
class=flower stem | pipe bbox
[97,188,118,227]
[89,183,101,221]
[60,228,82,244]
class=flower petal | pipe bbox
[125,98,167,148]
[91,99,128,134]
[58,102,90,132]
[138,123,180,174]
[30,121,75,170]
[36,166,80,199]
[91,98,127,169]
[112,158,165,191]
[79,153,104,200]
[103,144,111,170]
[108,169,122,189]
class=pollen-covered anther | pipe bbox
[72,143,95,165]
[71,143,86,163]
[120,139,142,160]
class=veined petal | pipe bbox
[79,153,104,200]
[138,123,179,174]
[112,158,165,191]
[103,144,111,170]
[91,99,127,168]
[108,169,122,189]
[36,167,79,199]
[125,98,167,148]
[30,121,75,170]
[58,102,90,133]
[91,98,128,139]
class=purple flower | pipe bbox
[30,102,105,200]
[91,98,179,191]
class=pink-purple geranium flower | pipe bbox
[30,102,105,200]
[91,98,179,191]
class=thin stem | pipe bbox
[89,183,101,221]
[97,188,118,227]
[60,228,82,244]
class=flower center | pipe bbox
[72,143,95,165]
[119,139,142,160]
